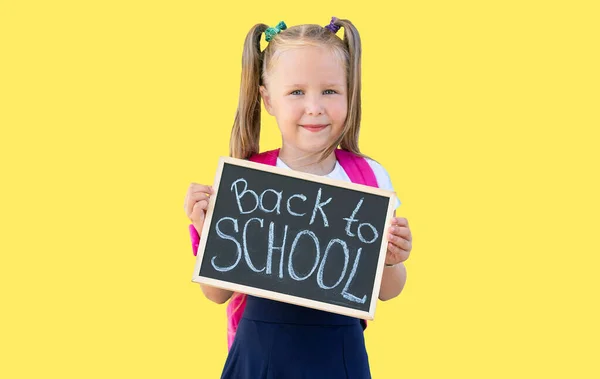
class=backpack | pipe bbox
[189,148,380,350]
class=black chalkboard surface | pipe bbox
[191,157,396,320]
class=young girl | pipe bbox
[183,17,413,378]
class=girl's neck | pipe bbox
[278,146,337,176]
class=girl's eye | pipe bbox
[323,89,337,95]
[290,90,304,95]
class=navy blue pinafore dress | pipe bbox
[220,295,371,379]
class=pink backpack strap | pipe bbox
[248,148,280,165]
[334,149,379,188]
[226,293,247,349]
[190,224,200,256]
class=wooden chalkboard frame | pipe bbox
[191,156,397,320]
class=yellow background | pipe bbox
[1,0,598,378]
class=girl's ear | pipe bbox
[260,85,274,115]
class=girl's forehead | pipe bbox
[266,46,346,81]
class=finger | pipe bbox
[185,183,210,201]
[186,193,210,217]
[190,205,207,228]
[389,226,411,239]
[387,242,402,256]
[190,183,213,195]
[387,233,412,251]
[192,199,209,214]
[190,192,210,201]
[190,199,209,221]
[392,217,409,227]
[387,242,409,263]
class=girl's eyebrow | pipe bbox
[283,82,344,88]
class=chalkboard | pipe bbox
[191,157,396,320]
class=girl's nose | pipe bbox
[305,96,324,116]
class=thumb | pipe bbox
[191,201,206,223]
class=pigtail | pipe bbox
[227,24,266,321]
[230,23,269,159]
[336,18,363,156]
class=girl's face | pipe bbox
[260,46,348,157]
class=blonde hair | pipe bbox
[229,18,366,162]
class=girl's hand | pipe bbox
[385,217,412,265]
[184,183,214,234]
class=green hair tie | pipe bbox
[265,21,287,42]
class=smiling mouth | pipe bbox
[301,124,329,132]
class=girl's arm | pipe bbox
[378,263,407,301]
[200,284,234,304]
